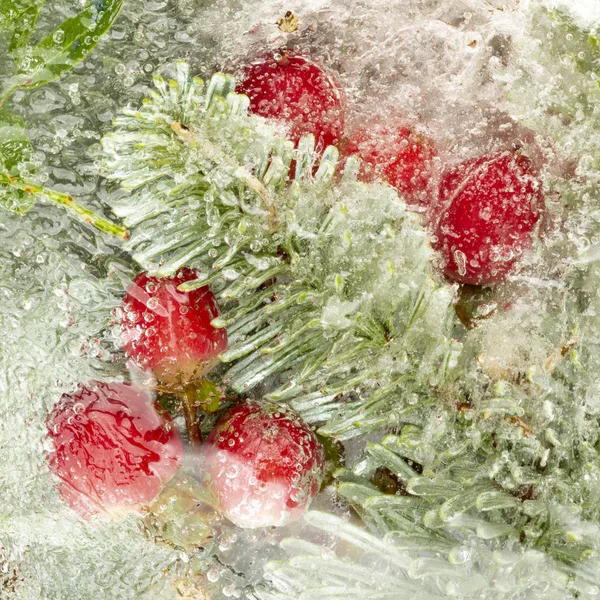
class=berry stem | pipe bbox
[0,173,129,239]
[180,385,202,450]
[170,122,278,229]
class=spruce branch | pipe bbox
[170,121,278,229]
[97,53,600,597]
[99,62,456,443]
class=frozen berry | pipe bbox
[431,150,544,285]
[120,269,227,386]
[46,381,183,517]
[236,52,345,152]
[344,119,438,206]
[201,401,325,528]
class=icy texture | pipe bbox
[0,208,182,599]
[99,66,456,448]
[2,0,600,598]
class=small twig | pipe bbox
[179,385,202,450]
[544,338,577,373]
[504,414,533,437]
[0,173,129,239]
[171,121,278,230]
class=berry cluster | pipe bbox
[47,265,324,531]
[236,51,546,287]
[46,47,551,540]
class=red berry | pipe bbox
[344,119,439,206]
[201,401,325,528]
[46,381,183,517]
[431,151,544,285]
[236,52,345,152]
[120,269,227,386]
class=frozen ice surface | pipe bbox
[2,0,600,597]
[0,208,182,599]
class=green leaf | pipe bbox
[8,1,42,51]
[194,379,222,414]
[16,0,124,89]
[0,110,35,213]
[0,0,36,25]
[0,110,32,171]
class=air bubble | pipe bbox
[225,465,238,478]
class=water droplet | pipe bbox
[53,30,65,44]
[586,586,599,596]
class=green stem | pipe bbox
[179,385,202,450]
[0,173,129,239]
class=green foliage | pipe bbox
[542,9,599,81]
[0,0,42,51]
[0,110,34,213]
[1,0,124,105]
[99,63,456,441]
[0,0,126,233]
[14,0,124,90]
[0,0,37,26]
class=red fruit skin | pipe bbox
[235,52,345,153]
[46,381,183,518]
[431,151,544,285]
[120,268,227,385]
[344,121,439,206]
[201,401,325,529]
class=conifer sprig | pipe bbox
[99,59,600,598]
[99,62,456,439]
[97,57,600,600]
